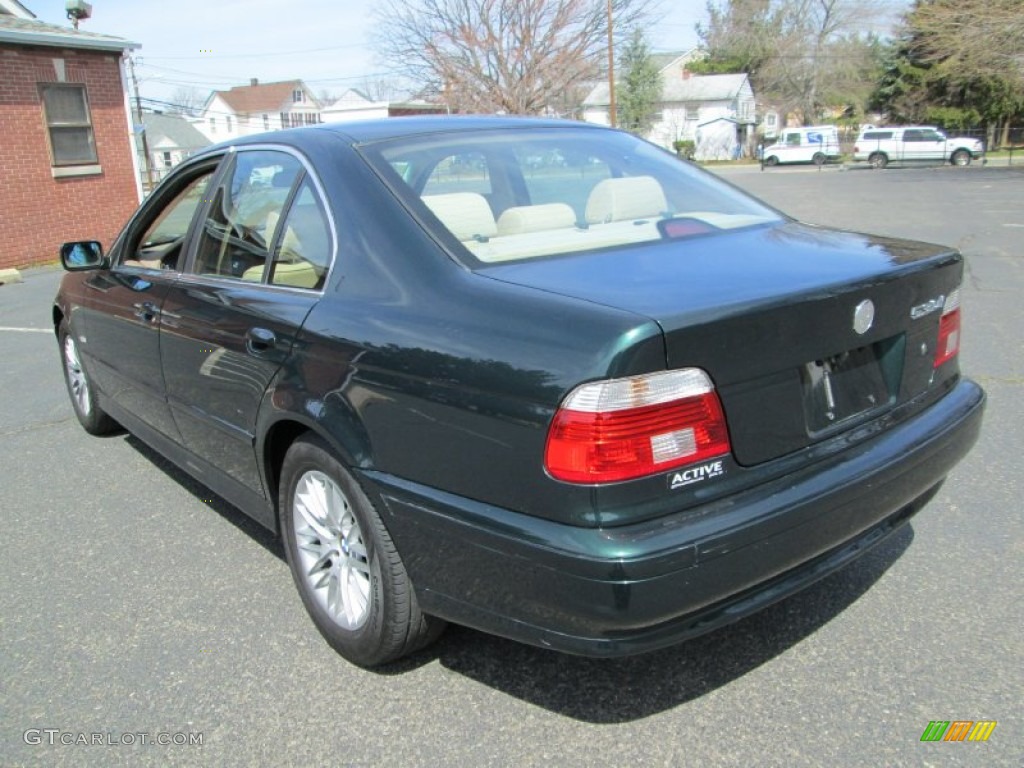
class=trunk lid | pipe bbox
[481,221,964,465]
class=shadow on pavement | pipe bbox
[398,525,914,722]
[122,429,913,720]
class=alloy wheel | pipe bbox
[291,470,371,629]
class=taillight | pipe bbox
[934,288,961,368]
[544,369,731,484]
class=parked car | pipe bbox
[854,125,985,168]
[761,125,842,166]
[54,117,985,667]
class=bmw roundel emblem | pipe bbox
[853,299,875,335]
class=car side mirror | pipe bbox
[60,240,105,271]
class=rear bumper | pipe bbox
[365,378,985,657]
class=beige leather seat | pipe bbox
[421,192,497,242]
[242,204,328,289]
[585,176,669,224]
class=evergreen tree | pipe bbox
[618,29,662,136]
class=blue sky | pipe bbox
[27,0,711,104]
[26,0,904,107]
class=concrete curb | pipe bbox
[0,268,24,285]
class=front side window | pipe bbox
[39,84,97,166]
[785,133,801,146]
[121,169,214,270]
[191,150,303,280]
[362,127,781,265]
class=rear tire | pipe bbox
[764,155,779,167]
[279,435,445,667]
[868,152,888,169]
[812,152,826,166]
[58,321,118,435]
[950,149,971,166]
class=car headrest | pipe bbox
[585,176,669,224]
[421,193,497,241]
[496,203,577,235]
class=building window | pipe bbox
[292,89,303,103]
[263,114,270,130]
[209,117,216,133]
[226,115,233,132]
[162,151,173,168]
[39,84,98,166]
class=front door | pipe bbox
[79,164,218,440]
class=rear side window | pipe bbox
[861,131,893,141]
[267,180,331,290]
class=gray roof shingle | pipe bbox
[0,14,137,52]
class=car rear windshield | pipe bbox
[358,126,782,265]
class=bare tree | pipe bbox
[695,0,885,123]
[373,0,650,114]
[168,86,205,117]
[360,77,406,103]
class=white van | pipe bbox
[854,126,985,168]
[761,126,841,167]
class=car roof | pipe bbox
[198,115,606,156]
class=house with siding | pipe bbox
[195,79,322,141]
[140,111,210,183]
[0,0,141,270]
[582,52,757,160]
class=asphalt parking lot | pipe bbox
[1,164,1021,767]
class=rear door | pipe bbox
[159,147,334,494]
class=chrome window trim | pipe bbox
[183,143,338,294]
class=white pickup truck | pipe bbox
[854,126,985,168]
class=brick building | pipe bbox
[0,0,140,270]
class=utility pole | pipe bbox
[127,55,155,191]
[606,0,616,128]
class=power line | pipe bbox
[143,41,372,61]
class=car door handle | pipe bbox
[246,327,277,354]
[132,301,160,322]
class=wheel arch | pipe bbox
[53,305,65,338]
[259,411,373,527]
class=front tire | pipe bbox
[279,436,444,666]
[764,155,779,167]
[58,321,118,435]
[950,149,971,166]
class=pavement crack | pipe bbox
[0,416,75,437]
